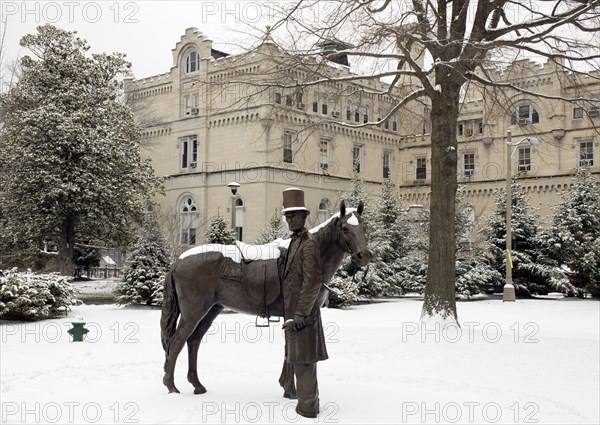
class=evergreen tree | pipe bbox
[546,169,600,297]
[115,210,171,306]
[255,210,288,244]
[485,180,569,296]
[0,25,162,276]
[205,214,236,244]
[365,179,410,296]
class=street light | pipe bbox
[227,182,240,234]
[504,130,540,302]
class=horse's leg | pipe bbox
[163,313,205,394]
[187,304,224,394]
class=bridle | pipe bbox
[322,214,369,296]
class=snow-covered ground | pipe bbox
[1,297,598,424]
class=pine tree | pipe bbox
[365,179,410,296]
[255,210,288,244]
[0,25,162,276]
[546,169,600,297]
[485,180,568,296]
[114,210,171,306]
[205,214,236,244]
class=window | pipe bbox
[317,199,330,224]
[322,103,328,115]
[185,51,199,73]
[590,98,600,117]
[285,94,293,107]
[415,157,427,180]
[353,145,363,174]
[416,157,427,180]
[392,114,398,132]
[363,106,370,123]
[511,104,539,125]
[463,152,475,177]
[579,140,594,167]
[283,130,295,163]
[180,136,198,169]
[319,139,330,170]
[465,121,474,137]
[573,100,584,120]
[383,151,391,179]
[518,147,532,172]
[459,206,476,251]
[180,196,198,245]
[182,93,199,116]
[296,91,304,108]
[478,121,483,135]
[457,123,464,136]
[234,198,244,241]
[354,106,360,123]
[346,102,352,121]
[275,92,282,104]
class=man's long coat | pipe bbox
[282,228,329,364]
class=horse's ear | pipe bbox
[340,200,346,217]
[357,200,364,215]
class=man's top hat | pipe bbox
[281,187,310,214]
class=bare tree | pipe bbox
[213,0,600,322]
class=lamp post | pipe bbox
[504,130,540,302]
[227,182,240,234]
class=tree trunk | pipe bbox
[58,215,76,276]
[421,84,460,322]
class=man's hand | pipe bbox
[282,315,307,331]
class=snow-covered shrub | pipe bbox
[0,269,78,320]
[115,212,171,306]
[455,254,503,298]
[205,214,237,244]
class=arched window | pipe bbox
[317,198,330,224]
[180,196,198,245]
[185,51,199,73]
[234,198,244,241]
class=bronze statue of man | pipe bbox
[278,188,328,418]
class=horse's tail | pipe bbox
[160,269,179,356]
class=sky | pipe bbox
[1,0,284,79]
[1,297,599,424]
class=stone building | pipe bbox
[126,27,599,251]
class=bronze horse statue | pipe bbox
[160,201,370,394]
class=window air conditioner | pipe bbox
[589,109,599,118]
[331,111,340,118]
[190,162,197,168]
[191,108,199,114]
[518,118,530,125]
[297,103,305,110]
[464,169,474,177]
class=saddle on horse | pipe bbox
[219,244,286,326]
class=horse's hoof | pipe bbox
[194,386,207,395]
[168,387,180,394]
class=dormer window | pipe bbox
[511,104,539,125]
[185,51,199,73]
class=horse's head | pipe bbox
[338,200,371,267]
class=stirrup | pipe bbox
[255,315,270,327]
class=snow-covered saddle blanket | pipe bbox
[179,240,289,307]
